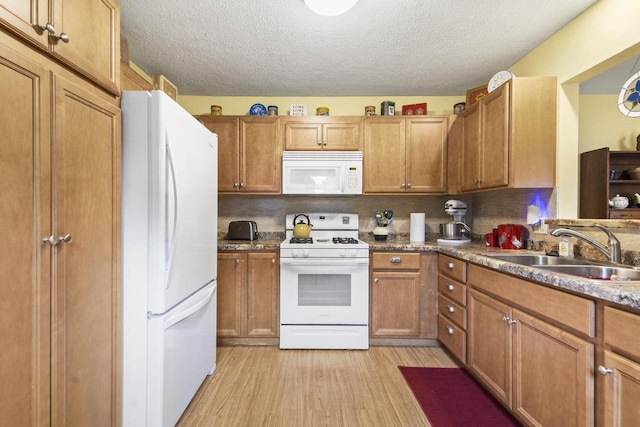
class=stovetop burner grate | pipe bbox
[289,237,313,244]
[332,237,359,244]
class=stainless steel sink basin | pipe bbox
[534,265,640,281]
[485,254,595,266]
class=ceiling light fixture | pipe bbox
[304,0,358,16]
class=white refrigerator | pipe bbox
[121,91,218,427]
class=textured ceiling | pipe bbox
[120,0,598,96]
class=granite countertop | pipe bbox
[218,237,640,311]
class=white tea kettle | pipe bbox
[292,214,313,238]
[609,194,629,209]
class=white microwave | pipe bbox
[282,151,363,195]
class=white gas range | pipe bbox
[279,213,370,350]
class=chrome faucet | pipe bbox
[550,224,621,264]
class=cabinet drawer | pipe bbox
[609,209,640,219]
[468,264,595,337]
[438,274,467,306]
[438,254,467,282]
[604,306,640,359]
[438,294,467,329]
[438,314,466,364]
[372,252,420,270]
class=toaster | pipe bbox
[227,221,259,240]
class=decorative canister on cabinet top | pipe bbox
[210,105,222,115]
[365,105,376,116]
[267,105,278,115]
[381,101,395,116]
[316,106,329,116]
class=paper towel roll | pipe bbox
[410,213,426,243]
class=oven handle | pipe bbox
[280,258,369,267]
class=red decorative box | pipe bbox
[402,103,427,115]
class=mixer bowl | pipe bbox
[440,222,466,240]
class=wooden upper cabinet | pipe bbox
[283,116,362,150]
[364,116,448,194]
[479,86,509,189]
[0,0,50,48]
[120,60,153,91]
[197,116,281,194]
[405,117,448,193]
[240,117,282,193]
[459,77,556,193]
[0,0,120,95]
[50,0,120,94]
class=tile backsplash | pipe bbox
[219,188,555,238]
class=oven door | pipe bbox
[280,258,369,325]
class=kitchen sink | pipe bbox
[534,265,640,281]
[485,254,596,266]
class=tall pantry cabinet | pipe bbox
[0,1,121,426]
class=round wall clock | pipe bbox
[617,71,640,117]
[488,70,515,92]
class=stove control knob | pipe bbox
[302,249,309,257]
[292,249,298,257]
[350,249,357,257]
[339,249,347,257]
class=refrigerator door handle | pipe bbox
[165,133,179,289]
[162,283,216,330]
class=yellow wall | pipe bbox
[580,94,640,153]
[178,95,464,116]
[510,0,640,218]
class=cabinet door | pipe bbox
[405,117,448,193]
[51,75,120,426]
[480,83,509,189]
[283,121,323,150]
[324,119,361,150]
[460,106,481,191]
[371,271,421,336]
[50,0,120,94]
[240,117,281,193]
[0,41,51,427]
[363,117,406,192]
[217,253,245,337]
[600,350,640,427]
[512,309,593,427]
[468,290,512,408]
[246,252,279,337]
[0,0,49,48]
[200,117,240,192]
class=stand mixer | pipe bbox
[438,199,471,244]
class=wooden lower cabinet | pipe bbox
[469,287,594,427]
[437,254,468,364]
[599,350,640,426]
[217,251,279,340]
[1,40,120,426]
[370,252,437,341]
[600,306,640,425]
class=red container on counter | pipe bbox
[497,224,525,249]
[485,233,497,247]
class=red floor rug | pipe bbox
[399,367,521,427]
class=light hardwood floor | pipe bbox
[177,346,460,427]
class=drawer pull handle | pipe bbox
[447,305,455,313]
[447,284,454,291]
[597,365,613,376]
[391,257,402,263]
[508,319,517,325]
[447,262,454,269]
[501,315,510,322]
[445,326,454,335]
